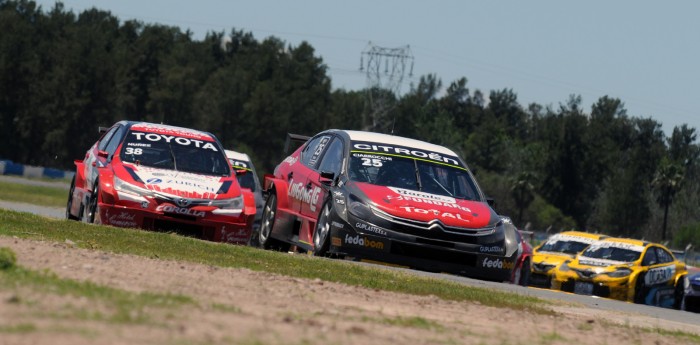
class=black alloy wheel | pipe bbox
[312,200,332,256]
[66,175,79,220]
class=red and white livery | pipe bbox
[66,121,256,244]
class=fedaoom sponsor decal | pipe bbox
[344,234,384,250]
[482,258,514,270]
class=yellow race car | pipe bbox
[551,237,687,308]
[529,231,607,288]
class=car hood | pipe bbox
[569,256,632,273]
[352,182,495,228]
[532,252,573,265]
[121,164,239,199]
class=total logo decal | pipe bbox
[482,258,514,270]
[130,132,218,151]
[287,178,322,212]
[644,266,675,285]
[399,206,471,223]
[387,187,473,213]
[156,205,206,217]
[344,234,384,250]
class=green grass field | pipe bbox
[0,180,67,208]
[0,209,547,313]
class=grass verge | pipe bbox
[0,180,67,208]
[0,209,547,313]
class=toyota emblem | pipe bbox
[176,198,191,207]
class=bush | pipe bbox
[0,247,17,270]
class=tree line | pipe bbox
[1,0,698,249]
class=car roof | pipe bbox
[340,130,458,156]
[558,231,608,240]
[225,150,251,162]
[121,120,217,141]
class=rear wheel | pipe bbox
[65,176,79,220]
[518,258,531,286]
[312,201,332,256]
[258,192,289,252]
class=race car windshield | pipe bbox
[539,240,590,255]
[581,246,641,263]
[120,131,230,176]
[348,152,480,200]
[236,171,257,191]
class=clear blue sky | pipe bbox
[33,0,700,135]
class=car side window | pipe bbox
[656,248,674,264]
[301,135,331,168]
[641,247,658,266]
[103,125,127,159]
[97,126,118,151]
[317,138,344,175]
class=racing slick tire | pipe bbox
[258,191,290,252]
[83,181,100,224]
[65,176,79,221]
[518,258,531,286]
[673,279,685,310]
[312,200,332,257]
[633,273,646,304]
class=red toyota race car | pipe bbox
[66,121,256,244]
[256,129,522,282]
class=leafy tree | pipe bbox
[652,159,684,241]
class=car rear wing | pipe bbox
[284,133,310,154]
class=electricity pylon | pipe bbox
[360,42,414,133]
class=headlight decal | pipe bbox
[216,180,232,194]
[123,166,144,183]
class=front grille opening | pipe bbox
[415,237,455,248]
[391,241,476,266]
[150,219,214,241]
[163,213,198,222]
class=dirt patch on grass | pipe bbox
[1,237,698,345]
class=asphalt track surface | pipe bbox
[1,176,699,329]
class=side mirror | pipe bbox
[486,197,496,209]
[235,169,248,176]
[319,171,335,186]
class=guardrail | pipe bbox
[0,159,74,180]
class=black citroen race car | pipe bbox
[256,129,521,282]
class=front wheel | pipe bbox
[633,273,647,304]
[312,201,332,256]
[65,176,79,220]
[258,192,289,252]
[673,277,685,310]
[83,181,100,224]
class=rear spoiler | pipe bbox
[98,126,110,134]
[284,133,310,154]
